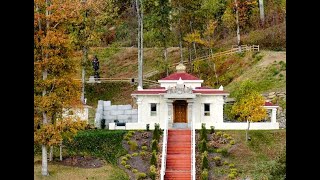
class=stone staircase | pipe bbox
[165,129,191,180]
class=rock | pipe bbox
[269,92,276,96]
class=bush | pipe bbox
[100,119,106,129]
[213,156,222,166]
[228,173,236,179]
[200,139,208,153]
[150,150,157,166]
[151,139,158,152]
[202,151,209,170]
[124,135,130,141]
[125,164,131,169]
[129,141,138,151]
[216,131,223,137]
[223,161,229,165]
[216,149,222,153]
[141,146,148,151]
[229,163,235,168]
[132,152,138,157]
[125,154,132,159]
[223,133,229,138]
[137,172,147,179]
[201,168,209,180]
[149,165,157,180]
[200,123,207,141]
[121,160,126,166]
[132,169,138,173]
[210,126,215,134]
[229,140,235,145]
[221,148,229,157]
[153,123,160,141]
[121,157,128,161]
[64,130,126,164]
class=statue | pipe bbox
[92,55,100,79]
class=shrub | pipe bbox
[100,119,106,129]
[64,130,126,164]
[216,149,222,153]
[201,168,209,180]
[223,161,229,165]
[216,131,223,137]
[200,123,207,141]
[146,124,150,131]
[228,173,236,179]
[141,146,148,151]
[210,126,215,134]
[132,169,138,173]
[221,148,229,157]
[125,154,132,159]
[129,141,138,151]
[121,157,128,161]
[132,152,138,157]
[223,133,229,138]
[137,172,147,179]
[202,151,209,170]
[121,160,126,166]
[150,150,157,166]
[213,156,222,166]
[227,136,233,141]
[140,151,146,157]
[200,139,207,153]
[229,163,235,168]
[153,123,160,141]
[149,165,157,180]
[151,139,158,152]
[229,140,235,145]
[124,136,130,141]
[125,164,131,169]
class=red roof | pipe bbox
[195,87,213,89]
[193,90,228,94]
[264,102,274,106]
[160,73,200,80]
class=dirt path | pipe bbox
[256,50,286,68]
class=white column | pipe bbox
[271,108,277,123]
[166,100,173,128]
[137,98,142,123]
[187,100,194,128]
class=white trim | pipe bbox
[158,80,204,83]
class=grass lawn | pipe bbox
[34,156,129,180]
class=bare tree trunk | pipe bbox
[136,0,143,89]
[60,143,63,161]
[164,48,168,76]
[234,0,241,52]
[259,0,265,27]
[49,146,53,161]
[210,49,219,85]
[141,0,144,82]
[246,120,250,142]
[41,0,50,176]
[189,21,197,59]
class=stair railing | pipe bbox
[160,117,169,180]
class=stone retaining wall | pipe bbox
[94,100,138,129]
[263,91,286,128]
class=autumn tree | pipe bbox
[230,80,267,141]
[34,0,88,175]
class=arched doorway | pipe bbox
[173,100,188,123]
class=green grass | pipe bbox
[224,130,286,179]
[34,156,129,180]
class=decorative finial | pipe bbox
[176,63,186,73]
[177,77,184,85]
[219,85,223,90]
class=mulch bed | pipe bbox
[56,156,105,168]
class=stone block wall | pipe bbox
[262,91,286,128]
[95,100,138,128]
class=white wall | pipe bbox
[193,95,224,127]
[193,122,280,130]
[136,95,166,128]
[62,107,89,122]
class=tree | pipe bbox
[136,0,144,89]
[230,80,267,141]
[34,0,91,175]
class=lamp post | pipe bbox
[81,0,87,104]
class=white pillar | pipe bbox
[271,108,277,123]
[188,101,193,128]
[166,100,173,128]
[137,98,142,123]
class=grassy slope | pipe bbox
[225,50,286,93]
[212,129,286,179]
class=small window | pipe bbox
[204,103,210,116]
[151,103,157,116]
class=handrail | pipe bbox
[160,117,169,180]
[191,113,196,180]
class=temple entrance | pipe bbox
[173,100,188,123]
